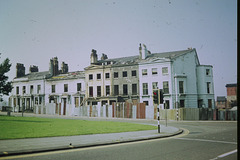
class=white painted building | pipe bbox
[9,58,85,116]
[138,46,215,109]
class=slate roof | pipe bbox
[97,49,194,66]
[47,71,85,81]
[14,71,85,82]
[13,71,50,81]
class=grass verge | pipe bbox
[0,115,156,140]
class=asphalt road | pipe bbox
[4,121,237,160]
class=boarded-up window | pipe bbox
[132,84,137,95]
[114,85,119,95]
[123,84,128,95]
[89,86,93,97]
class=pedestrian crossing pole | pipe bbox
[157,105,160,133]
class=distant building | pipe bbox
[215,96,227,109]
[226,83,237,108]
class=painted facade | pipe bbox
[9,58,85,115]
[139,48,215,109]
[9,44,215,115]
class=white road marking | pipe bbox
[210,149,237,160]
[174,137,237,145]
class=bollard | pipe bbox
[157,107,160,133]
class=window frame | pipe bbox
[162,67,168,75]
[132,70,137,77]
[142,69,147,76]
[51,85,56,93]
[89,74,93,80]
[122,71,127,77]
[114,72,118,78]
[97,73,101,80]
[152,68,158,75]
[143,83,148,95]
[64,84,68,92]
[123,84,128,95]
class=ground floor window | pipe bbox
[143,101,149,106]
[179,100,185,108]
[208,99,212,108]
[165,100,170,109]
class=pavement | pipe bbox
[0,112,183,157]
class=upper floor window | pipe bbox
[162,67,168,75]
[22,86,26,94]
[64,84,68,92]
[132,84,137,95]
[143,83,148,95]
[132,70,137,77]
[106,85,110,96]
[114,72,118,78]
[89,86,93,97]
[52,85,55,93]
[77,83,81,91]
[152,68,158,75]
[30,85,33,94]
[142,69,147,76]
[105,73,110,79]
[179,81,184,94]
[152,82,158,90]
[123,71,127,77]
[97,73,101,80]
[89,74,93,80]
[97,86,101,97]
[206,69,210,76]
[37,85,41,94]
[163,81,169,94]
[207,82,211,94]
[123,84,128,95]
[16,86,19,95]
[114,85,119,95]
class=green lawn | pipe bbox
[0,116,156,140]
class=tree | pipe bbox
[0,54,13,102]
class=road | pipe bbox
[3,121,237,160]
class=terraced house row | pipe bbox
[9,44,215,115]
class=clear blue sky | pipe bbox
[0,0,237,99]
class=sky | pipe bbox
[0,0,237,101]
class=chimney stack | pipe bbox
[49,57,59,76]
[16,63,25,78]
[139,43,150,59]
[61,62,68,74]
[29,65,39,73]
[101,53,108,60]
[90,49,98,64]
